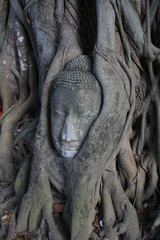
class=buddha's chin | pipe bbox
[60,148,77,158]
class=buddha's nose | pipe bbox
[61,116,77,142]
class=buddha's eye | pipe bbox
[53,111,65,118]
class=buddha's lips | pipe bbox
[61,141,79,149]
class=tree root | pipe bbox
[0,184,14,204]
[102,168,140,240]
[0,0,9,50]
[0,48,38,183]
[0,40,17,113]
[0,10,38,182]
[24,0,36,12]
[117,134,137,200]
[117,134,158,210]
[9,0,39,72]
[5,209,16,240]
[119,0,144,55]
[142,143,158,202]
[16,163,63,240]
[14,155,31,198]
[0,196,17,212]
[15,0,83,237]
[0,220,6,239]
[55,0,64,23]
[150,211,160,234]
[14,117,38,146]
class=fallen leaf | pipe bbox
[1,213,14,225]
[1,215,8,222]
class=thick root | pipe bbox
[102,168,140,240]
[0,53,38,183]
[14,156,31,198]
[0,221,6,238]
[117,133,158,210]
[0,1,8,50]
[150,211,160,234]
[16,161,63,240]
[0,184,14,204]
[117,134,137,201]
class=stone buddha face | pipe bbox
[51,87,101,158]
[50,55,101,158]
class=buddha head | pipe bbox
[50,55,101,158]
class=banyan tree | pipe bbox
[0,0,160,239]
